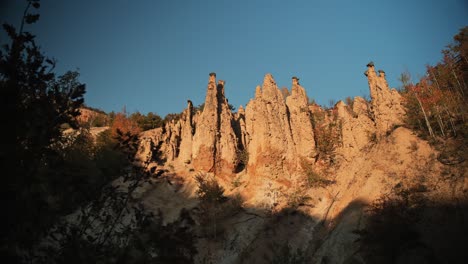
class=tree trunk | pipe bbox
[415,94,435,138]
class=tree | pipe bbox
[146,112,163,129]
[0,1,87,260]
[401,26,468,140]
[129,111,163,131]
[164,112,183,123]
[111,111,141,140]
[0,2,196,262]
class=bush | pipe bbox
[300,158,334,188]
[194,173,226,204]
[194,174,244,240]
[310,110,342,162]
[354,184,425,263]
[235,148,249,172]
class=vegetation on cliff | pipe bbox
[1,1,466,263]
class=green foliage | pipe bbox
[310,110,342,163]
[299,158,333,188]
[0,3,198,263]
[194,174,244,240]
[354,183,426,263]
[40,128,198,263]
[195,174,226,204]
[163,112,183,123]
[0,2,87,258]
[91,114,108,127]
[129,111,163,131]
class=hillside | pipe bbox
[3,2,466,263]
[128,64,467,263]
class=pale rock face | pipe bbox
[165,120,182,161]
[365,64,405,137]
[192,74,238,174]
[234,105,248,151]
[285,79,316,158]
[192,75,218,171]
[335,97,375,159]
[135,127,164,168]
[177,100,194,163]
[77,107,108,125]
[245,74,297,178]
[215,81,240,175]
[135,67,404,177]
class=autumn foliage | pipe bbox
[111,112,141,140]
[402,26,468,140]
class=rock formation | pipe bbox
[244,74,297,178]
[191,73,239,174]
[285,76,316,159]
[139,64,405,177]
[128,65,467,264]
[365,62,405,137]
[177,100,194,163]
[335,97,375,159]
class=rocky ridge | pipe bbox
[132,63,467,263]
[140,63,404,178]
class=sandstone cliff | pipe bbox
[244,74,298,178]
[191,74,239,175]
[126,64,467,264]
[138,63,406,178]
[365,62,405,137]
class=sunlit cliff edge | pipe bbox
[124,63,468,263]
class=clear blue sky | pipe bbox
[2,0,467,116]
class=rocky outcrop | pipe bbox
[285,77,316,158]
[365,62,405,137]
[245,74,303,178]
[127,66,468,264]
[178,100,194,164]
[335,97,375,159]
[77,107,108,126]
[234,105,248,150]
[136,127,164,171]
[136,65,406,177]
[192,73,239,174]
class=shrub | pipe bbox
[354,184,425,263]
[195,173,226,203]
[235,148,249,172]
[195,174,245,240]
[310,110,342,162]
[299,158,334,188]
